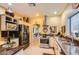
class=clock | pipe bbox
[72,3,79,9]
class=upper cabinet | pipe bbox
[0,14,18,31]
[0,7,5,14]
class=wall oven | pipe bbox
[6,22,18,31]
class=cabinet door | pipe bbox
[1,16,6,31]
[54,39,61,55]
[14,49,23,55]
[49,37,54,47]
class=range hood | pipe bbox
[43,16,48,26]
[43,16,49,33]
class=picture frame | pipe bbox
[50,26,57,33]
[61,26,66,34]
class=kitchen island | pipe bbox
[54,36,79,55]
[0,45,25,55]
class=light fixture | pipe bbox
[54,11,57,15]
[7,3,13,13]
[36,13,39,16]
[8,3,12,6]
[7,7,13,13]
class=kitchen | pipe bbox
[0,3,79,55]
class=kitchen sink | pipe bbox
[2,44,13,49]
[2,42,16,49]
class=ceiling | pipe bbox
[0,3,69,17]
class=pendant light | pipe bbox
[5,3,14,17]
[7,3,13,13]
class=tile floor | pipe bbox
[23,45,54,55]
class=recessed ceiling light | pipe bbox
[54,11,57,14]
[8,3,12,6]
[36,13,39,16]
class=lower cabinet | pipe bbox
[52,38,61,55]
[49,37,55,47]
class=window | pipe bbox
[68,11,79,37]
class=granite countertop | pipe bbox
[0,45,24,55]
[55,36,79,55]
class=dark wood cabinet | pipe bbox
[40,38,49,44]
[18,25,29,48]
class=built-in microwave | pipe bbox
[6,22,18,31]
[5,16,18,31]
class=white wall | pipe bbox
[46,16,61,33]
[61,4,75,35]
[61,4,72,26]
